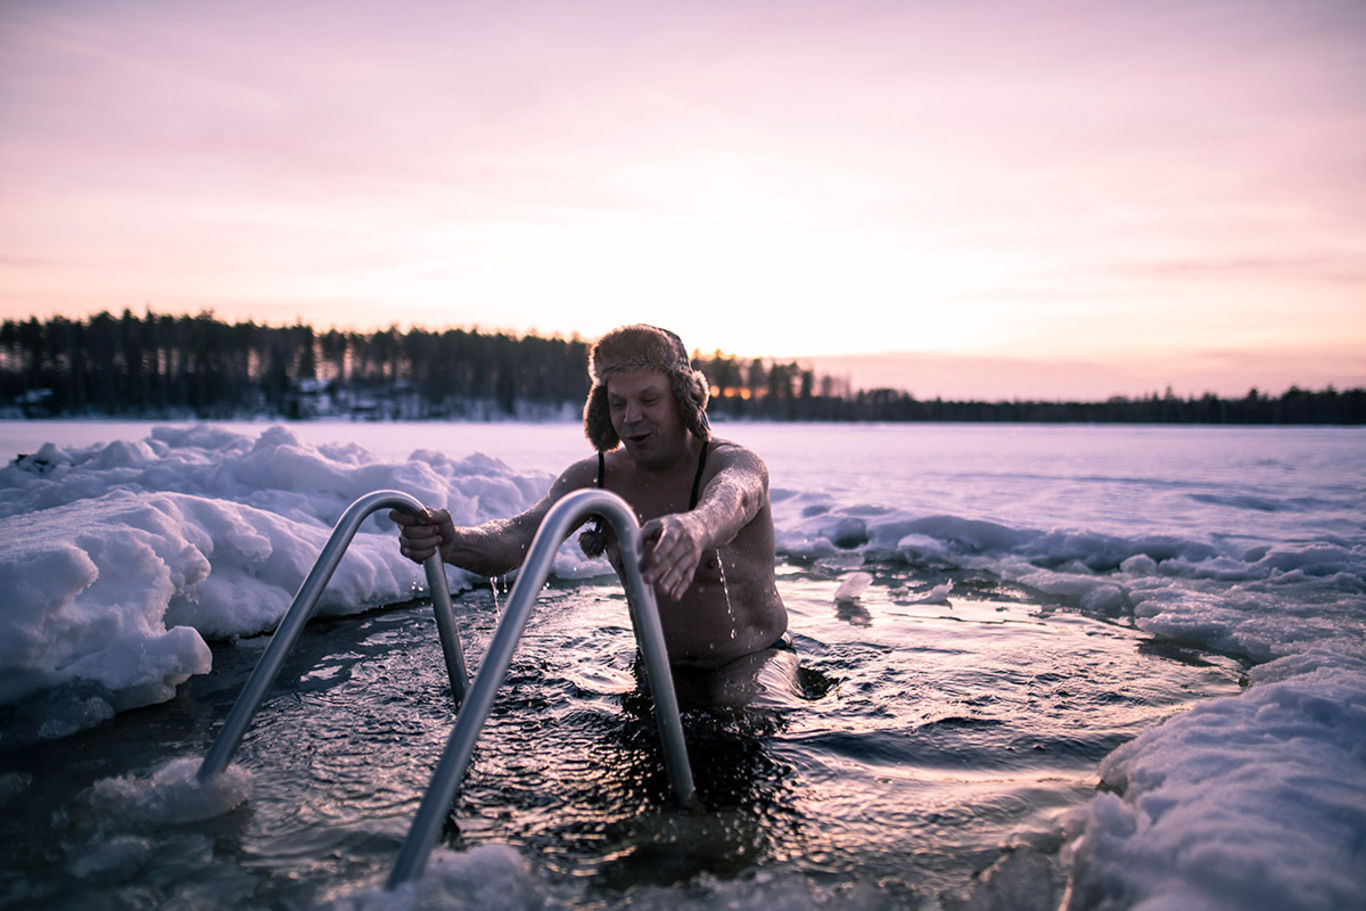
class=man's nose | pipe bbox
[623,399,642,422]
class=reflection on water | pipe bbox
[0,566,1244,909]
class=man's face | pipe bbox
[606,368,686,465]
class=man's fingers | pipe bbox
[669,567,696,600]
[637,515,705,598]
[649,545,695,599]
[395,505,445,566]
[664,568,688,600]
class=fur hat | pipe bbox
[583,325,711,451]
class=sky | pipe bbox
[2,0,1363,400]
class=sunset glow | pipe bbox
[2,0,1363,398]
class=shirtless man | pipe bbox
[392,324,789,673]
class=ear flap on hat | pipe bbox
[583,383,619,451]
[671,367,711,444]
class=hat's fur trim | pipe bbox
[583,325,711,451]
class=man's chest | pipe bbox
[609,475,694,522]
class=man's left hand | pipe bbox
[639,513,708,600]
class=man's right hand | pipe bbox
[389,507,454,564]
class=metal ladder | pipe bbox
[194,487,694,890]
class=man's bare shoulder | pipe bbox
[707,438,768,471]
[552,453,602,493]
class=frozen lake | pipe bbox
[0,420,1362,909]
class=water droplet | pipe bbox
[716,548,737,639]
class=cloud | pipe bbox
[1110,256,1366,285]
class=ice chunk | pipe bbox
[88,757,251,825]
[329,844,547,911]
[834,571,874,602]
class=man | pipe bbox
[392,325,790,677]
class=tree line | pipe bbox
[0,310,591,420]
[2,310,1362,424]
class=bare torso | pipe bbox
[595,438,787,668]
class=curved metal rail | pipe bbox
[386,487,694,888]
[197,490,469,781]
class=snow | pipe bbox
[0,424,582,734]
[1061,650,1366,911]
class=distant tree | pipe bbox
[747,358,767,405]
[2,312,1362,424]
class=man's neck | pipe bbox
[626,432,700,477]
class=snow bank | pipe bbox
[0,425,576,739]
[1060,650,1366,911]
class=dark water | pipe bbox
[0,563,1244,910]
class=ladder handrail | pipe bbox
[197,489,469,782]
[386,487,694,889]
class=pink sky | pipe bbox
[2,0,1363,398]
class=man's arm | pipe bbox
[639,441,769,600]
[392,458,598,576]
